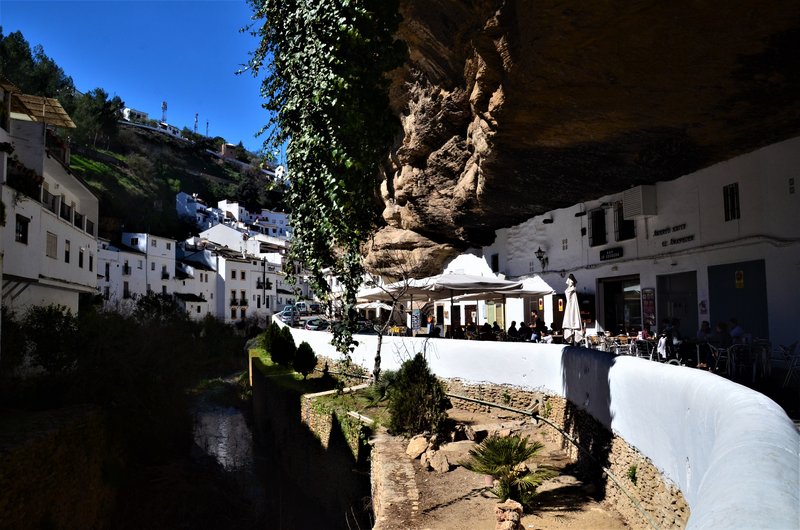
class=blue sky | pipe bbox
[0,0,273,155]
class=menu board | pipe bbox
[642,288,655,322]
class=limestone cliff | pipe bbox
[369,0,800,276]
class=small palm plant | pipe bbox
[460,434,556,509]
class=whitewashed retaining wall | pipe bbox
[281,319,800,529]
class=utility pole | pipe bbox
[194,113,198,134]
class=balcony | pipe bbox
[122,265,131,276]
[230,298,239,307]
[60,201,72,223]
[256,279,264,289]
[73,211,84,230]
[86,219,95,236]
[239,298,249,307]
[161,271,170,280]
[42,188,57,214]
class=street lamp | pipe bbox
[535,247,548,270]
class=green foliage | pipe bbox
[279,325,297,366]
[367,369,397,405]
[132,292,191,326]
[17,304,79,375]
[627,465,638,485]
[261,321,281,354]
[460,435,556,509]
[69,88,124,148]
[293,341,317,379]
[388,354,450,435]
[0,29,75,98]
[246,0,406,355]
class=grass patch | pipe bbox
[249,348,335,395]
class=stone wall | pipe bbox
[444,380,689,529]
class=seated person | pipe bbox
[729,318,746,343]
[452,324,465,340]
[492,321,501,333]
[479,322,495,341]
[507,321,518,339]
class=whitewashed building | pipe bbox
[462,137,800,346]
[1,83,99,315]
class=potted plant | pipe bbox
[460,434,556,509]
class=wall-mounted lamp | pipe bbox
[535,247,548,270]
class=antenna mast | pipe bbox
[194,113,198,134]
[161,101,167,122]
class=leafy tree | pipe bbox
[262,321,281,354]
[246,0,405,356]
[70,88,124,148]
[388,353,451,435]
[277,325,297,366]
[21,304,79,375]
[132,292,189,326]
[0,29,75,99]
[293,341,317,379]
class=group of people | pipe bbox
[634,316,747,368]
[424,310,558,342]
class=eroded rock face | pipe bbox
[368,0,800,276]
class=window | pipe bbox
[15,215,29,244]
[162,285,167,295]
[197,306,201,314]
[138,260,143,269]
[105,262,110,280]
[78,249,84,268]
[231,270,236,280]
[89,253,94,272]
[240,308,246,319]
[230,308,237,319]
[123,281,131,299]
[490,254,499,273]
[257,295,261,309]
[231,289,236,302]
[241,271,246,280]
[166,242,172,250]
[561,238,568,251]
[589,208,607,247]
[64,240,71,263]
[151,239,157,247]
[614,203,636,241]
[131,237,139,246]
[151,262,155,271]
[723,182,740,221]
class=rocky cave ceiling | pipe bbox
[365,0,800,277]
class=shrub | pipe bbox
[22,304,79,375]
[388,353,450,435]
[368,369,397,405]
[460,434,556,509]
[262,322,281,354]
[293,341,317,379]
[279,325,297,366]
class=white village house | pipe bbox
[427,137,799,347]
[1,81,99,316]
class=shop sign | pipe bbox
[735,270,744,288]
[538,298,543,310]
[600,247,624,261]
[642,288,655,322]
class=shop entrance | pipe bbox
[656,271,698,338]
[599,275,641,335]
[708,259,768,339]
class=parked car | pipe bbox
[278,307,299,326]
[295,301,311,316]
[309,302,322,315]
[304,317,329,331]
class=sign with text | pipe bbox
[600,247,624,261]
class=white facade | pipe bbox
[2,94,99,316]
[475,137,800,346]
[213,253,280,325]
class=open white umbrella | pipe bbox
[354,301,393,311]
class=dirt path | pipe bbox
[402,409,631,530]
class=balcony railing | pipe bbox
[42,188,57,214]
[239,298,249,307]
[122,265,131,275]
[161,271,170,280]
[60,201,72,223]
[256,280,264,289]
[73,211,84,230]
[86,219,95,236]
[230,298,239,307]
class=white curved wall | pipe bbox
[281,320,799,529]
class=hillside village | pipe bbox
[1,80,315,330]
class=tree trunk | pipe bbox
[373,332,383,382]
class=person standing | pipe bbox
[563,274,583,345]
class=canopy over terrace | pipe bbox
[356,273,523,303]
[453,275,555,303]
